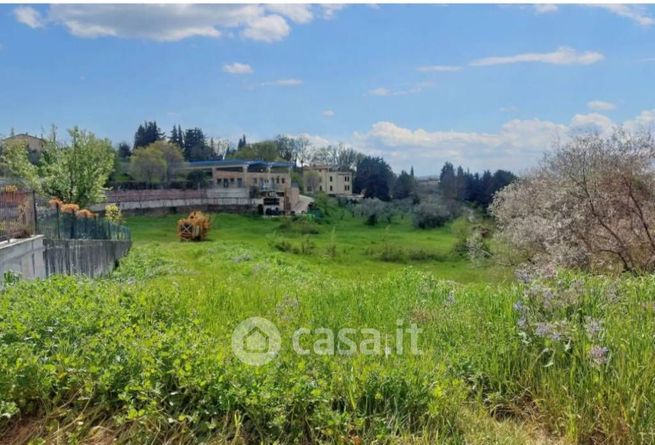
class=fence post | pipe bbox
[31,190,38,235]
[56,206,61,240]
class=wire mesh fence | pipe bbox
[37,204,130,241]
[1,189,129,242]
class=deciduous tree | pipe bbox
[491,129,655,273]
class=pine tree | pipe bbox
[117,142,131,159]
[439,162,457,200]
[133,121,164,149]
[170,126,180,147]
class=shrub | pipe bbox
[48,197,63,209]
[277,217,320,235]
[104,203,124,224]
[60,203,80,214]
[412,199,452,229]
[76,209,95,219]
[355,198,393,226]
[270,236,315,255]
[177,210,211,241]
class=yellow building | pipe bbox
[303,165,353,195]
[186,160,298,214]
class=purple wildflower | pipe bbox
[584,317,603,338]
[589,345,609,366]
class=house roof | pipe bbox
[3,133,46,143]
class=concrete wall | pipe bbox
[44,239,132,278]
[0,236,46,280]
[0,236,131,282]
[90,188,255,216]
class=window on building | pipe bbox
[281,178,285,184]
[330,185,333,191]
[330,176,333,182]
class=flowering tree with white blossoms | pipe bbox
[491,129,655,274]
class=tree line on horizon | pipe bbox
[1,122,517,212]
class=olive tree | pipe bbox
[491,129,655,273]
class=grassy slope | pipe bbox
[127,212,511,284]
[1,213,653,444]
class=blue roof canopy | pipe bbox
[185,159,294,169]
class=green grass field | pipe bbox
[1,211,654,444]
[126,212,511,284]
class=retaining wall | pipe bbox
[0,235,46,280]
[44,239,132,278]
[0,236,131,282]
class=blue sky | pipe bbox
[1,4,655,175]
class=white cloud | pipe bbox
[241,14,290,42]
[261,79,303,87]
[287,132,333,147]
[368,82,433,97]
[624,109,655,132]
[14,6,44,28]
[470,46,604,66]
[369,87,391,96]
[320,4,346,20]
[323,109,335,117]
[592,5,654,26]
[223,62,253,74]
[587,100,615,111]
[569,113,614,135]
[416,65,462,73]
[15,4,336,43]
[354,110,655,172]
[533,4,558,14]
[266,4,313,24]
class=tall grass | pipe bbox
[0,214,653,443]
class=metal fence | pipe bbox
[38,205,130,241]
[0,189,129,242]
[0,189,37,242]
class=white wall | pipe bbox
[0,235,46,281]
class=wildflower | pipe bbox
[535,322,555,339]
[589,345,609,366]
[604,283,620,304]
[517,316,527,330]
[535,321,568,341]
[584,317,603,339]
[276,295,300,321]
